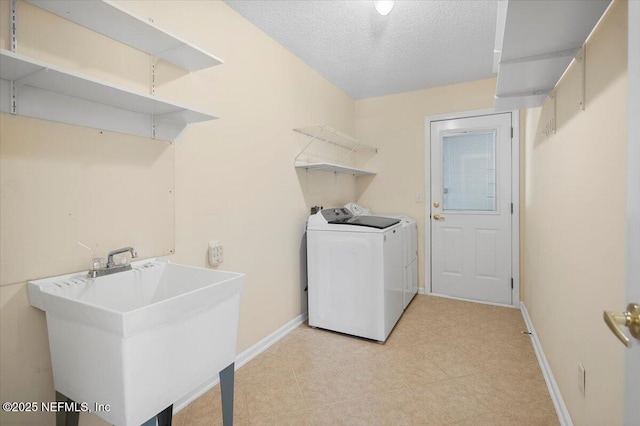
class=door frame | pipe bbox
[424,109,520,308]
[625,1,639,423]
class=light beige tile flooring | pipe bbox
[173,295,559,426]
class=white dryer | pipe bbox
[397,216,418,308]
[345,204,418,309]
[306,208,404,342]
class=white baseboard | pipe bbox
[418,287,427,295]
[520,302,573,426]
[235,311,308,369]
[173,312,308,413]
[428,291,519,309]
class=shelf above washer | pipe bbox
[25,0,223,71]
[0,49,217,141]
[293,125,377,155]
[293,125,377,176]
[294,163,376,176]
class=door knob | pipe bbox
[603,303,640,347]
[433,202,440,208]
[433,214,445,221]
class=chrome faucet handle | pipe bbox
[88,248,138,278]
[106,247,138,268]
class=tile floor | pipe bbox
[172,295,559,426]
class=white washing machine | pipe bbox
[345,204,418,309]
[306,207,404,342]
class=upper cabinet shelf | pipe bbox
[0,49,217,141]
[494,0,610,111]
[293,125,377,176]
[25,0,223,71]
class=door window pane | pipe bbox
[442,131,496,211]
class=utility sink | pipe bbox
[28,258,244,426]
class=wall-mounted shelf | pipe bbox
[0,49,217,141]
[25,0,223,71]
[294,163,375,176]
[293,125,377,176]
[494,0,610,111]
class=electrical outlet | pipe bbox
[208,240,223,266]
[578,362,586,397]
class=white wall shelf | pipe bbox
[0,49,217,141]
[293,125,377,176]
[494,0,610,111]
[294,163,375,177]
[25,0,223,71]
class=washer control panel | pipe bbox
[321,207,353,221]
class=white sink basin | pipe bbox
[28,258,244,426]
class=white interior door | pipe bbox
[624,2,640,422]
[430,113,512,305]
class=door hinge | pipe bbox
[511,127,514,139]
[511,203,513,214]
[511,278,514,289]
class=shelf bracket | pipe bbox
[577,46,586,111]
[553,90,557,134]
[10,81,17,114]
[150,56,158,96]
[499,47,580,65]
[542,90,557,137]
[14,68,48,89]
[294,127,323,164]
[10,0,17,53]
[340,145,358,163]
[495,88,554,99]
[11,68,49,114]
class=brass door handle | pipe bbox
[433,214,445,221]
[603,303,640,347]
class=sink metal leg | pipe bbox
[55,392,79,426]
[219,362,235,426]
[140,404,172,426]
[140,416,156,426]
[54,391,174,426]
[157,404,173,426]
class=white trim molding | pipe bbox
[520,302,573,426]
[174,312,308,413]
[511,111,521,306]
[431,291,518,309]
[235,312,308,369]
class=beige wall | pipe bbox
[0,1,355,425]
[354,78,497,288]
[2,0,627,425]
[522,1,627,424]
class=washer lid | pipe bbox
[329,215,401,229]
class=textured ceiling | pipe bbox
[224,0,499,99]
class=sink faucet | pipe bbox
[88,247,139,278]
[107,247,138,268]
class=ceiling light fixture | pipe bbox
[374,1,394,16]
